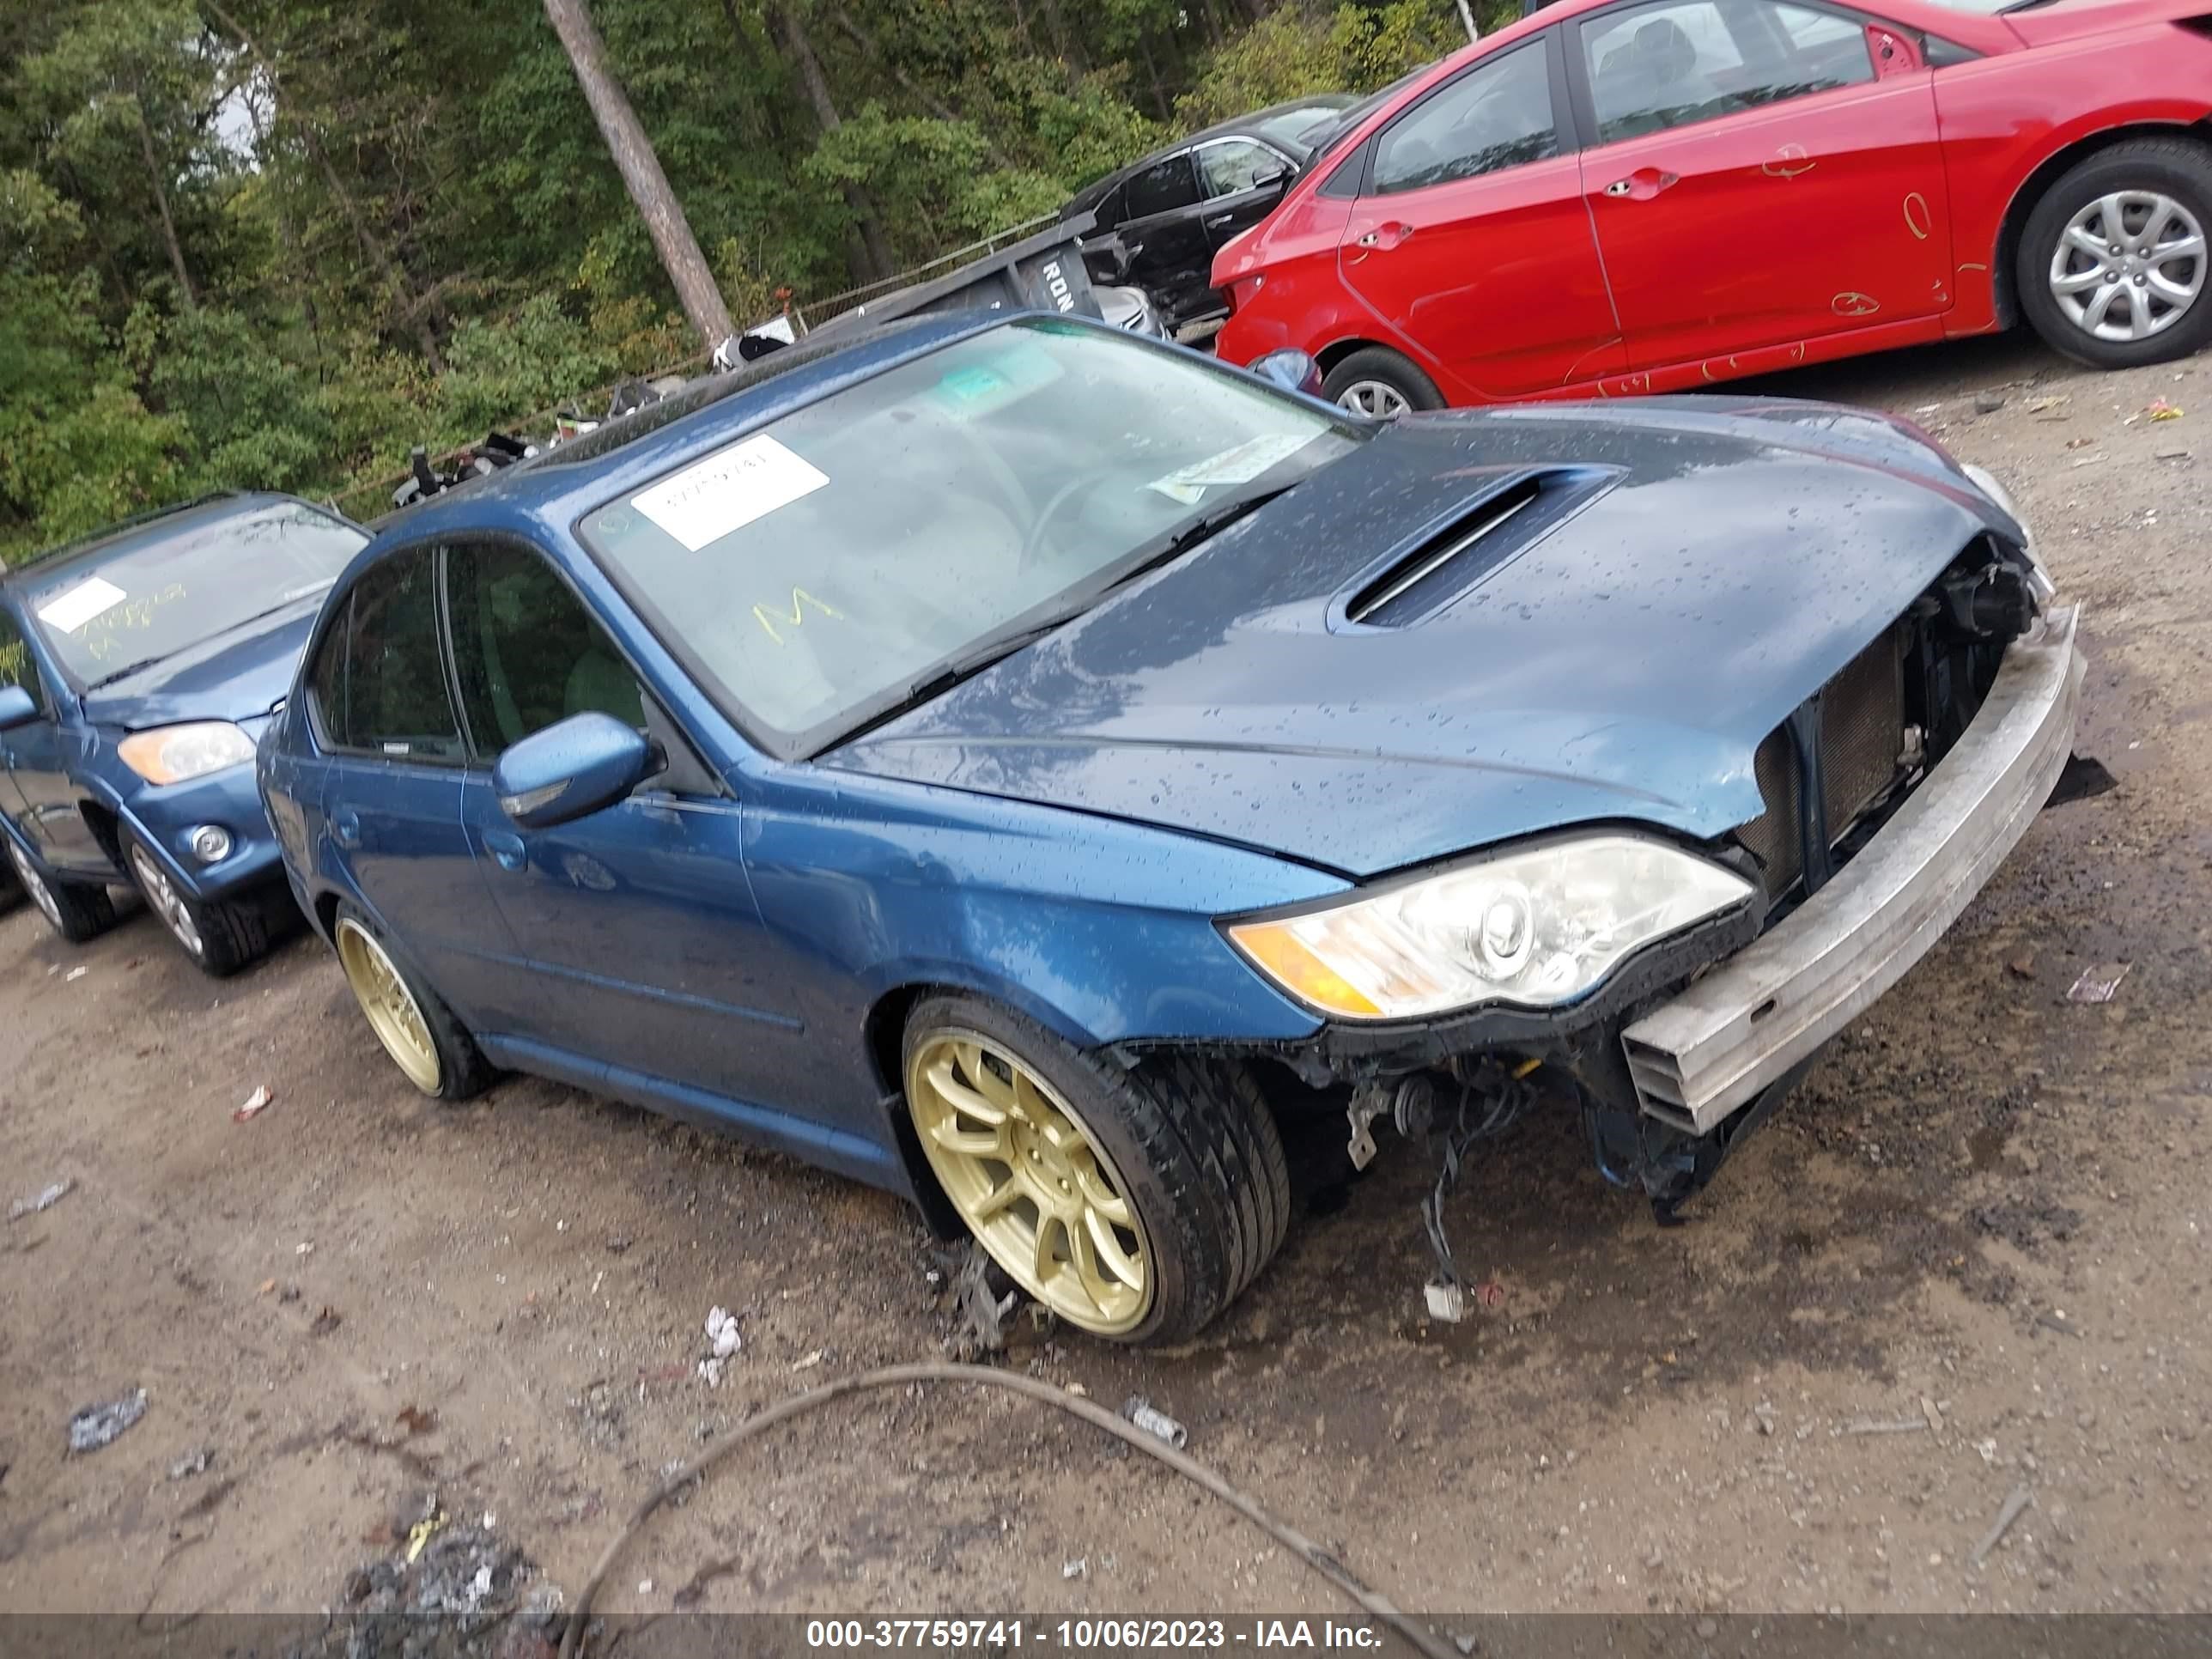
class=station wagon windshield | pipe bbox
[579,319,1359,751]
[26,501,365,685]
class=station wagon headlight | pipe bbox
[117,720,258,786]
[1224,834,1753,1021]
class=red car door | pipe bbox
[1571,0,1952,372]
[1338,34,1628,401]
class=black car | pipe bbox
[1065,94,1355,330]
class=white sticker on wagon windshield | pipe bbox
[35,575,129,635]
[632,434,830,551]
[1146,433,1316,505]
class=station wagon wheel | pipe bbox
[1319,345,1443,420]
[4,835,116,944]
[902,994,1291,1345]
[332,902,493,1102]
[2019,138,2212,370]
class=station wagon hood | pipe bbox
[77,602,319,731]
[828,402,2023,878]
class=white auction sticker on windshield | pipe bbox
[1146,433,1316,503]
[35,575,128,635]
[632,434,830,551]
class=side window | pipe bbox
[445,542,646,755]
[317,547,464,761]
[1371,43,1558,196]
[0,609,45,713]
[1583,0,1872,146]
[1196,138,1282,198]
[1123,151,1200,218]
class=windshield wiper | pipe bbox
[82,657,170,691]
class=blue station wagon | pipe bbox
[259,313,2081,1342]
[1,494,367,972]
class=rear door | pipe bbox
[1336,34,1630,399]
[1571,0,1952,368]
[1118,149,1219,324]
[307,544,506,1006]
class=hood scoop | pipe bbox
[1334,466,1613,629]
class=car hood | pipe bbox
[827,398,2021,878]
[79,602,319,731]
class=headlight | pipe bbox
[117,721,258,785]
[1224,834,1754,1021]
[1961,462,2055,605]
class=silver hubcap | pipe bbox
[9,839,64,933]
[2050,191,2206,343]
[129,843,203,957]
[1337,379,1410,419]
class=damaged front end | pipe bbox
[1229,534,2081,1301]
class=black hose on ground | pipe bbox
[556,1360,1458,1659]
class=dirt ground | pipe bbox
[2,332,2209,1635]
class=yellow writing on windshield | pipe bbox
[752,587,841,645]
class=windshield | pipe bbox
[580,319,1359,752]
[1302,66,1434,166]
[1253,96,1358,152]
[25,501,365,684]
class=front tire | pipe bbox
[123,830,270,976]
[2018,138,2212,370]
[333,902,492,1101]
[1322,345,1445,419]
[4,835,115,944]
[902,994,1290,1344]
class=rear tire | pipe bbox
[333,901,493,1102]
[4,835,115,944]
[1322,345,1445,418]
[122,830,270,976]
[902,994,1290,1345]
[2017,138,2212,370]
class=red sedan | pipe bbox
[1212,0,2212,414]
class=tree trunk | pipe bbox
[132,99,198,308]
[542,0,734,347]
[777,2,896,285]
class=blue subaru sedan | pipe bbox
[260,313,2080,1342]
[1,493,367,972]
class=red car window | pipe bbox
[1583,0,1875,145]
[1370,41,1559,196]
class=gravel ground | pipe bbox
[0,331,2207,1631]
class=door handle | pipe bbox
[1603,167,1680,201]
[331,807,361,849]
[483,829,526,871]
[1352,221,1416,251]
[1203,211,1236,229]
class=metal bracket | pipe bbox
[1346,1084,1392,1170]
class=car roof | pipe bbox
[1,491,333,590]
[1066,93,1358,210]
[362,309,1029,547]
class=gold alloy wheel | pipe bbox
[336,918,442,1094]
[907,1030,1153,1335]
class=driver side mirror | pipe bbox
[0,685,37,732]
[1255,164,1293,193]
[494,712,658,830]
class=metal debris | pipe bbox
[167,1449,212,1480]
[946,1243,1019,1355]
[2036,1310,2084,1338]
[1062,1558,1087,1580]
[1123,1395,1188,1449]
[64,966,88,982]
[1425,1279,1468,1324]
[9,1179,73,1221]
[67,1389,147,1455]
[2067,963,2130,1004]
[1843,1416,1927,1436]
[1971,1484,2034,1565]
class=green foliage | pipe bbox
[0,0,1473,561]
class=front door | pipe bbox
[440,540,830,1130]
[0,609,105,875]
[1571,0,1951,368]
[1192,136,1297,272]
[306,543,501,1005]
[1337,35,1630,399]
[1119,149,1220,325]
